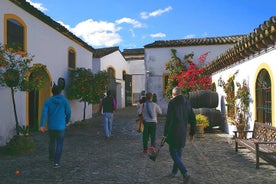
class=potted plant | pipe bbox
[196,114,209,137]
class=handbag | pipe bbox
[136,103,144,133]
[136,115,144,133]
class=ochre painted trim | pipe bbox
[26,67,52,128]
[107,66,116,78]
[4,14,27,52]
[254,63,274,126]
[68,46,76,70]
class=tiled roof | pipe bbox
[93,47,120,58]
[144,35,246,48]
[9,0,95,53]
[122,48,144,55]
[122,48,144,61]
[205,16,276,74]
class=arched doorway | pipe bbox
[107,67,116,98]
[256,69,271,125]
[28,69,51,131]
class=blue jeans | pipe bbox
[48,130,65,165]
[169,146,188,176]
[103,112,113,138]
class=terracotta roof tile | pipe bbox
[144,35,246,48]
[205,16,276,74]
[93,47,120,58]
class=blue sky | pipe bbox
[27,0,276,50]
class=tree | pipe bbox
[165,49,212,98]
[0,44,33,135]
[67,68,109,121]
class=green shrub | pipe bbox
[0,135,35,155]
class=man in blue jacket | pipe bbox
[39,84,71,168]
[163,87,196,183]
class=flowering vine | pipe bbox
[165,49,212,98]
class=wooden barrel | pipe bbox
[189,90,218,108]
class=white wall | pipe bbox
[96,51,129,108]
[212,47,276,131]
[127,59,146,103]
[0,1,93,146]
[145,45,234,113]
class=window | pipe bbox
[5,14,26,51]
[107,67,115,79]
[256,69,271,125]
[68,48,76,69]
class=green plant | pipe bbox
[165,49,212,98]
[0,43,33,135]
[74,120,89,127]
[221,75,236,118]
[67,68,109,121]
[0,135,35,155]
[19,125,30,136]
[196,114,209,128]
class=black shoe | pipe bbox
[183,174,191,184]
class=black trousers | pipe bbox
[142,122,156,150]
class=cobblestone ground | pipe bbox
[0,106,275,184]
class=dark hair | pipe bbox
[146,92,153,100]
[52,84,61,95]
[139,96,146,103]
[107,90,111,96]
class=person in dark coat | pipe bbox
[98,90,117,140]
[163,87,196,183]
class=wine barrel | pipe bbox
[189,90,218,108]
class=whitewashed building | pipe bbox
[143,36,245,113]
[0,0,94,145]
[208,16,276,132]
[122,48,145,104]
[93,47,129,108]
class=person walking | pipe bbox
[39,84,71,168]
[98,90,117,140]
[137,92,162,154]
[163,87,196,183]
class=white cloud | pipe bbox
[26,0,47,12]
[141,6,172,19]
[116,17,142,28]
[150,33,166,38]
[58,19,122,47]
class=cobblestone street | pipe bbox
[0,106,275,184]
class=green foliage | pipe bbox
[0,135,35,155]
[74,120,89,127]
[196,114,209,127]
[0,43,34,135]
[165,49,212,98]
[67,68,94,103]
[0,44,33,90]
[21,64,48,91]
[19,125,30,136]
[67,68,109,104]
[67,68,109,120]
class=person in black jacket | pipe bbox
[163,87,196,183]
[98,90,117,139]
